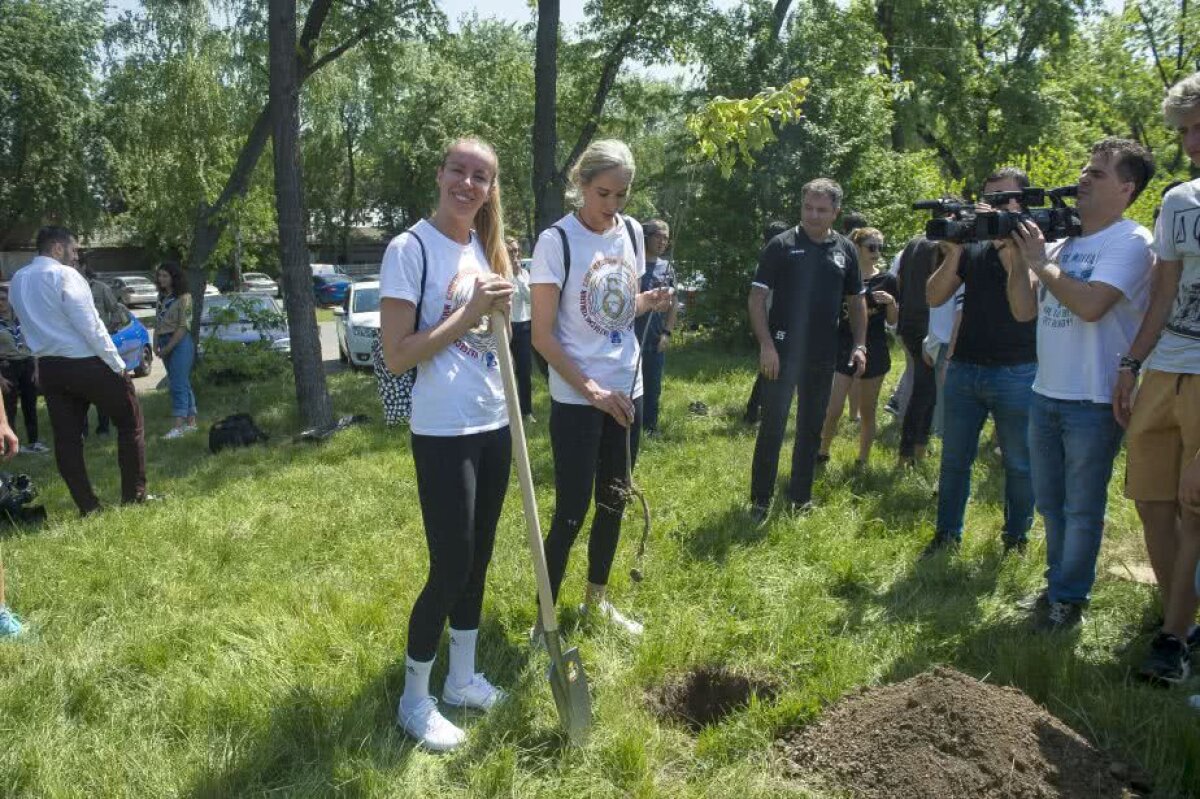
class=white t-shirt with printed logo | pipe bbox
[1147,178,1200,374]
[379,219,507,436]
[530,213,645,405]
[1033,217,1154,403]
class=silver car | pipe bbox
[241,272,280,298]
[103,275,159,307]
[199,293,290,354]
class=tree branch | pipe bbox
[1137,5,1173,89]
[303,25,372,77]
[299,0,336,59]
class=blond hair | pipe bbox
[567,139,636,207]
[849,227,883,247]
[442,137,511,278]
[1164,71,1200,128]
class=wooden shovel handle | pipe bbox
[491,313,560,635]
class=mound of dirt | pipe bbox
[647,666,779,731]
[778,667,1149,799]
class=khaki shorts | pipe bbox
[1125,369,1200,509]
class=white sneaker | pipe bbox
[162,427,186,440]
[580,599,643,636]
[186,423,199,433]
[442,673,506,711]
[397,696,465,752]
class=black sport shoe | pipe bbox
[919,532,959,560]
[749,503,769,526]
[1138,633,1191,685]
[1034,601,1084,632]
[1002,536,1028,557]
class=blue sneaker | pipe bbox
[0,606,23,637]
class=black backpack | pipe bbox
[209,413,269,454]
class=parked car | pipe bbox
[240,272,280,298]
[199,293,290,354]
[313,273,351,307]
[334,280,380,368]
[205,283,220,297]
[102,275,158,307]
[112,308,153,377]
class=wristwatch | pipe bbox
[853,344,867,353]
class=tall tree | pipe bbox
[269,0,332,428]
[532,0,561,234]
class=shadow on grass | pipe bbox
[679,504,766,563]
[187,616,543,797]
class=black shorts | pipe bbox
[835,340,891,379]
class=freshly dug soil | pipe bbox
[647,665,779,731]
[779,667,1147,799]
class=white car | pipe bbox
[102,274,158,307]
[205,283,220,297]
[334,279,380,369]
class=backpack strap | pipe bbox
[551,224,570,284]
[408,229,428,333]
[622,215,640,261]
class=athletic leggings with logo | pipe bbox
[406,426,511,662]
[544,398,643,602]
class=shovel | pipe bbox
[491,312,592,745]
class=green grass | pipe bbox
[0,336,1197,797]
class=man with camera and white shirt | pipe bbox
[1005,138,1156,632]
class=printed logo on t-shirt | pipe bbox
[1165,205,1200,341]
[443,271,498,367]
[1171,206,1200,251]
[579,256,636,338]
[1039,245,1095,330]
[832,251,847,271]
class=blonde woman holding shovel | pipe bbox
[530,139,673,637]
[379,137,514,752]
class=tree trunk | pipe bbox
[340,103,356,263]
[270,0,333,430]
[533,0,562,234]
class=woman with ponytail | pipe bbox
[380,137,514,752]
[529,139,672,638]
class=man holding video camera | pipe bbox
[923,168,1039,559]
[1006,138,1156,632]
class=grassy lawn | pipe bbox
[0,336,1196,797]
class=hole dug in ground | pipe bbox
[647,665,780,732]
[778,667,1153,799]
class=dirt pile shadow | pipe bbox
[778,667,1150,799]
[646,666,779,732]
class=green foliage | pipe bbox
[0,0,106,245]
[686,78,810,178]
[196,338,289,385]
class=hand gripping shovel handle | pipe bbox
[491,313,592,745]
[489,313,559,636]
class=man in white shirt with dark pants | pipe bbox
[10,226,149,515]
[1007,138,1156,631]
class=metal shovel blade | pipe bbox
[544,631,591,745]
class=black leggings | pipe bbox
[406,426,511,662]
[544,398,642,602]
[899,331,936,457]
[1,358,38,443]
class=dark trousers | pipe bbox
[510,320,533,416]
[899,331,937,457]
[751,355,834,507]
[1,358,39,443]
[38,357,146,515]
[745,374,764,421]
[641,347,665,431]
[407,426,511,662]
[544,398,642,602]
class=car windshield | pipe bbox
[352,287,380,313]
[202,295,277,323]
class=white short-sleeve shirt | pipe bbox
[1147,178,1200,374]
[530,213,645,405]
[379,219,507,436]
[1034,218,1154,403]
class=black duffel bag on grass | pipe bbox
[209,413,269,454]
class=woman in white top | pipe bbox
[379,137,514,752]
[529,139,672,636]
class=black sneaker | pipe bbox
[883,400,899,418]
[919,533,959,560]
[1137,632,1191,685]
[1034,601,1084,633]
[749,503,769,526]
[1002,536,1027,557]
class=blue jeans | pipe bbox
[1028,393,1123,605]
[641,347,665,432]
[936,361,1036,542]
[159,333,197,419]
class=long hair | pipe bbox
[157,260,189,297]
[441,137,511,279]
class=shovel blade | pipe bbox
[546,642,592,745]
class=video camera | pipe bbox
[914,186,1082,244]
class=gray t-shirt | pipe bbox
[1147,178,1200,374]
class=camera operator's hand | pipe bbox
[1010,219,1049,273]
[759,343,780,381]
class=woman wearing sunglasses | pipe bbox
[819,227,898,465]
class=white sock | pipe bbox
[448,628,478,688]
[400,655,434,711]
